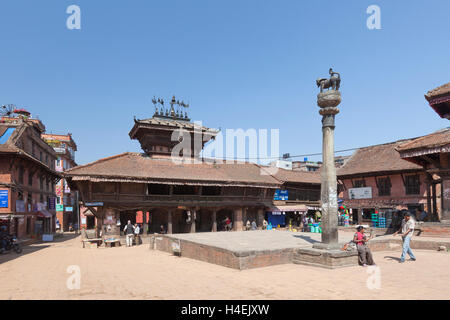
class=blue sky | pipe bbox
[0,0,449,165]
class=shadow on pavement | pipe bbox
[52,233,81,243]
[384,255,402,262]
[0,243,50,265]
[0,233,81,265]
[292,234,319,244]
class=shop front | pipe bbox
[267,205,308,229]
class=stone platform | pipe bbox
[149,230,356,270]
[149,230,450,270]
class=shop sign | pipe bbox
[349,187,372,199]
[65,206,73,212]
[274,190,289,201]
[56,204,64,212]
[0,190,8,208]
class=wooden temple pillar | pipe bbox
[211,209,217,232]
[233,207,243,231]
[257,208,265,228]
[167,209,173,234]
[142,210,148,235]
[432,183,438,220]
[357,208,363,225]
[426,176,432,215]
[190,210,196,233]
[440,173,450,222]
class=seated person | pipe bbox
[353,226,376,266]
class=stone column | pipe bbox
[212,209,217,232]
[313,89,341,250]
[233,208,243,231]
[167,209,173,234]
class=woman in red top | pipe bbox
[353,226,375,266]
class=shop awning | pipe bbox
[270,204,308,212]
[37,210,53,218]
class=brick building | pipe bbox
[0,116,60,238]
[396,82,450,223]
[41,133,78,231]
[337,139,433,224]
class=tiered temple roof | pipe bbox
[425,82,450,119]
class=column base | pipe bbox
[293,247,358,269]
[312,242,342,250]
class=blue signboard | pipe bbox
[274,190,289,201]
[85,202,103,207]
[0,190,8,208]
[65,206,73,212]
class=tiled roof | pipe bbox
[396,128,450,153]
[65,153,281,188]
[337,140,423,177]
[425,82,450,101]
[268,168,321,184]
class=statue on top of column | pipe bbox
[316,68,341,93]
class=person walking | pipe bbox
[353,226,375,266]
[251,220,257,230]
[123,220,135,247]
[263,219,268,230]
[393,212,416,263]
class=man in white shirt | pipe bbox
[393,212,416,263]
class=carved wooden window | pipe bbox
[18,166,24,184]
[377,177,391,196]
[147,184,170,195]
[405,175,420,195]
[28,171,33,186]
[353,179,366,188]
[201,186,221,196]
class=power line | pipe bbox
[201,146,362,161]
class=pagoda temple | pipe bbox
[65,97,282,236]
